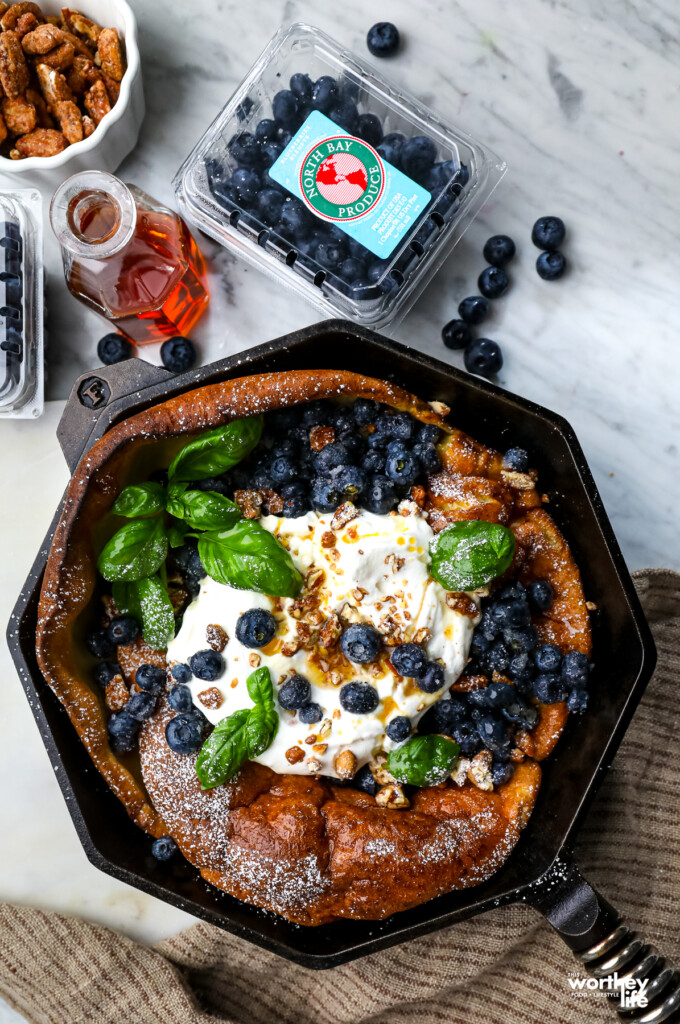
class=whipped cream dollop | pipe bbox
[166,508,480,778]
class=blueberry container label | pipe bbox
[269,110,431,258]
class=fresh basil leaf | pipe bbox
[98,517,168,582]
[171,489,242,531]
[167,522,190,548]
[246,700,279,759]
[166,481,188,520]
[136,575,175,650]
[429,521,516,591]
[387,735,460,788]
[168,415,263,483]
[198,519,302,598]
[111,482,166,518]
[245,665,274,706]
[196,708,251,790]
[111,580,141,621]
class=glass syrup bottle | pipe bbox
[50,170,210,346]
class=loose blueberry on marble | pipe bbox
[390,643,426,678]
[278,674,312,711]
[97,333,132,365]
[126,690,157,721]
[442,318,471,350]
[160,336,196,374]
[151,836,178,861]
[235,609,276,649]
[189,649,225,680]
[531,216,566,251]
[478,265,510,299]
[136,664,165,694]
[417,660,445,693]
[385,716,412,743]
[502,447,529,473]
[339,681,380,714]
[366,21,400,57]
[458,295,489,325]
[483,235,516,267]
[464,338,503,377]
[165,712,204,754]
[107,615,140,645]
[536,250,567,281]
[341,623,381,664]
[298,702,323,725]
[168,684,193,713]
[87,628,115,659]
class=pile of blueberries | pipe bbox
[205,69,468,301]
[173,397,441,523]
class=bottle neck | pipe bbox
[50,170,137,260]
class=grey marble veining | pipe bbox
[0,4,678,1008]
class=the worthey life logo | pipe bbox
[568,971,649,1009]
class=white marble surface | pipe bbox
[1,0,679,1019]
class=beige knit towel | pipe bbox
[1,569,678,1024]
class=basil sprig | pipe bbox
[198,519,302,598]
[196,667,279,790]
[111,482,166,518]
[113,575,175,650]
[429,521,515,591]
[98,517,168,582]
[387,735,460,788]
[167,483,242,531]
[168,416,263,483]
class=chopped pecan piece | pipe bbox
[0,31,29,97]
[1,3,42,32]
[197,687,223,710]
[331,501,358,531]
[445,591,479,617]
[306,757,322,773]
[409,484,427,508]
[320,530,336,548]
[61,6,101,42]
[376,784,410,809]
[96,25,124,81]
[21,22,63,53]
[369,753,395,786]
[468,749,494,792]
[15,126,66,155]
[319,611,341,650]
[81,111,93,136]
[309,424,334,451]
[54,98,81,142]
[285,746,304,765]
[206,623,228,652]
[83,76,109,123]
[36,62,72,107]
[248,653,261,668]
[451,756,471,787]
[2,95,36,134]
[334,749,357,780]
[233,489,263,519]
[260,488,283,515]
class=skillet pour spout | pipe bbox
[8,320,658,972]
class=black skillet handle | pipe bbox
[527,858,680,1020]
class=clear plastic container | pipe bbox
[0,189,44,419]
[174,22,506,329]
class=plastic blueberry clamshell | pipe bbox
[0,188,44,419]
[173,21,506,329]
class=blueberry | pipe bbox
[290,72,313,104]
[533,672,567,704]
[385,716,412,743]
[301,399,331,427]
[442,318,471,350]
[299,702,323,725]
[230,167,260,206]
[364,450,384,474]
[131,667,163,699]
[269,453,297,485]
[357,113,383,147]
[341,623,381,664]
[255,118,277,141]
[531,216,566,251]
[567,688,589,713]
[311,476,341,512]
[390,643,426,678]
[500,585,526,604]
[412,443,440,473]
[278,674,311,711]
[328,101,359,134]
[188,650,225,683]
[417,661,445,693]
[94,661,122,687]
[354,763,378,795]
[484,640,510,674]
[476,713,511,751]
[279,196,312,239]
[335,465,367,500]
[314,441,349,474]
[339,681,379,713]
[151,836,177,861]
[316,240,346,270]
[483,235,516,267]
[478,266,510,299]
[400,136,437,181]
[339,256,366,282]
[367,432,387,451]
[504,625,539,653]
[527,579,554,613]
[168,684,193,712]
[561,650,589,688]
[107,615,140,646]
[97,333,132,365]
[535,643,562,673]
[385,449,419,487]
[383,411,414,440]
[417,425,439,445]
[161,336,196,374]
[536,250,567,281]
[485,681,515,708]
[418,695,467,737]
[281,492,308,517]
[311,75,338,113]
[503,599,531,629]
[260,140,283,168]
[458,295,489,325]
[235,609,276,649]
[376,133,405,167]
[502,447,529,472]
[165,713,203,754]
[272,89,298,127]
[256,188,284,226]
[228,131,260,167]
[464,338,503,378]
[364,474,397,513]
[126,690,157,721]
[366,21,400,57]
[491,758,515,785]
[87,628,115,659]
[108,709,140,751]
[451,718,481,755]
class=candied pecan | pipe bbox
[36,62,72,107]
[409,484,427,508]
[66,53,98,92]
[0,31,29,98]
[61,7,101,42]
[334,749,357,780]
[15,126,66,155]
[59,27,91,58]
[1,3,43,32]
[260,488,283,515]
[321,531,335,548]
[309,424,334,451]
[102,71,118,105]
[285,746,304,765]
[2,95,36,134]
[0,3,8,16]
[37,40,74,69]
[331,501,358,531]
[206,624,228,652]
[21,22,63,53]
[0,113,7,144]
[319,612,341,650]
[197,687,223,710]
[105,674,129,713]
[233,489,263,519]
[81,111,93,136]
[14,10,38,35]
[468,749,494,792]
[96,25,124,81]
[45,13,60,25]
[9,148,21,159]
[445,591,478,617]
[376,784,409,809]
[54,98,81,142]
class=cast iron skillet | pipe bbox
[8,321,674,1018]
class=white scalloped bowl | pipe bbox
[0,0,144,189]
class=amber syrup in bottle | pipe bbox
[50,171,209,346]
